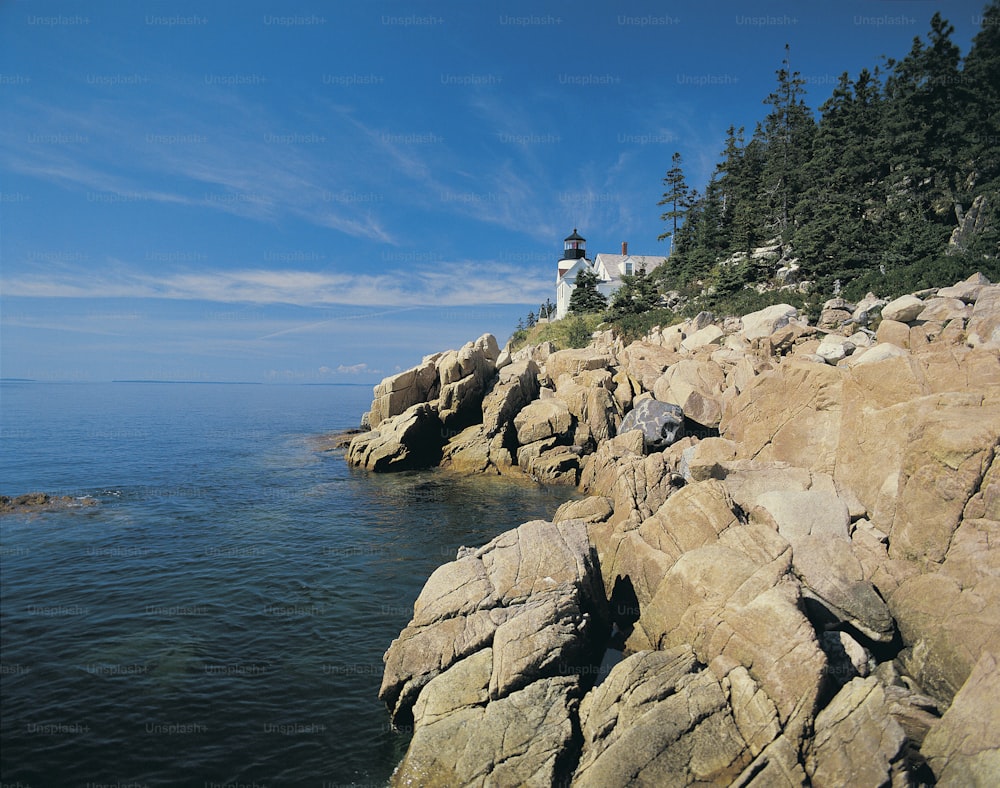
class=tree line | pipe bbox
[657,4,999,304]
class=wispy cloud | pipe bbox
[1,92,397,243]
[1,262,553,308]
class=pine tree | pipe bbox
[608,266,658,321]
[760,45,816,238]
[568,269,608,314]
[657,152,693,251]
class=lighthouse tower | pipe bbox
[557,229,587,278]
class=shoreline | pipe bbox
[350,271,1000,786]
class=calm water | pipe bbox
[0,382,576,787]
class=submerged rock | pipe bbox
[0,492,98,514]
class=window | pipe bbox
[624,262,633,276]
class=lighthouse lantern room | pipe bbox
[557,228,587,278]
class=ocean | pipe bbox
[0,381,577,787]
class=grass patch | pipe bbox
[508,313,605,352]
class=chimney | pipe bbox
[621,241,628,256]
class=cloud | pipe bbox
[332,362,374,375]
[1,261,554,308]
[1,93,397,244]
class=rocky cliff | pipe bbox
[347,272,1000,786]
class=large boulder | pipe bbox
[740,304,798,340]
[889,516,1000,704]
[366,358,439,428]
[805,676,909,787]
[382,519,607,786]
[578,431,679,530]
[572,647,754,787]
[617,398,685,452]
[617,341,682,392]
[790,535,896,643]
[513,398,574,446]
[881,294,926,323]
[545,348,615,382]
[481,358,540,438]
[436,334,500,430]
[380,519,606,725]
[921,650,1000,785]
[639,518,826,747]
[937,272,990,304]
[346,403,444,472]
[721,359,845,476]
[967,284,1000,349]
[652,358,727,428]
[392,656,581,788]
[554,373,622,446]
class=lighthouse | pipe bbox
[557,228,587,278]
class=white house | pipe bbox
[554,230,668,319]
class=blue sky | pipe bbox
[0,0,990,382]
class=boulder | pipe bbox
[721,360,845,477]
[553,495,614,525]
[753,489,851,546]
[572,647,754,787]
[881,294,925,323]
[875,318,911,348]
[524,446,581,485]
[554,374,621,446]
[917,297,971,324]
[346,403,444,472]
[740,304,798,340]
[805,676,909,787]
[937,272,990,304]
[819,308,852,330]
[366,358,439,428]
[481,359,540,438]
[596,480,739,609]
[380,519,605,725]
[393,663,581,788]
[439,424,494,475]
[652,358,727,427]
[436,334,500,430]
[680,323,725,352]
[888,516,1000,704]
[967,285,1000,349]
[922,650,1000,785]
[513,398,574,446]
[578,432,678,529]
[848,342,909,366]
[617,399,685,452]
[816,338,853,364]
[618,341,682,392]
[545,348,615,381]
[791,535,896,643]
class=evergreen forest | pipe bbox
[655,4,999,309]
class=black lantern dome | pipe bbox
[562,229,586,261]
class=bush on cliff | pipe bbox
[507,312,604,353]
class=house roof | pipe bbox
[557,257,592,280]
[593,254,668,280]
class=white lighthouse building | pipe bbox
[555,230,668,319]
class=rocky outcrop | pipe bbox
[362,272,1000,786]
[573,647,754,786]
[380,519,607,785]
[346,402,444,472]
[0,492,98,514]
